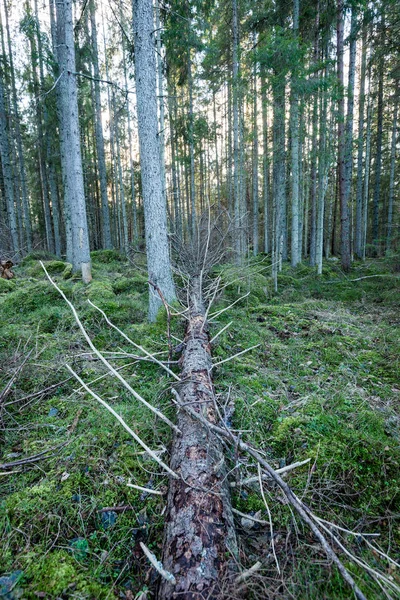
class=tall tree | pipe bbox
[337,0,351,271]
[132,0,176,321]
[90,0,112,249]
[55,0,92,282]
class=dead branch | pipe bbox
[211,344,260,369]
[258,463,281,574]
[66,364,178,479]
[127,482,165,495]
[41,263,180,434]
[88,300,181,380]
[0,442,67,470]
[140,542,177,585]
[230,458,311,487]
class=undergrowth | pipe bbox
[0,252,399,599]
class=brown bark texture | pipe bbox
[158,277,237,600]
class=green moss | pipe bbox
[62,263,73,279]
[90,249,125,263]
[0,277,15,293]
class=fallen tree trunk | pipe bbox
[158,277,238,599]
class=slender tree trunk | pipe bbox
[272,77,286,289]
[232,0,242,261]
[261,71,269,254]
[290,0,300,266]
[252,34,259,256]
[343,8,357,258]
[337,0,351,271]
[3,0,31,252]
[132,0,176,321]
[122,37,138,247]
[188,54,196,236]
[0,73,18,254]
[55,0,92,282]
[90,0,112,249]
[372,33,384,251]
[213,92,221,209]
[355,23,367,258]
[316,66,328,275]
[386,84,398,254]
[167,79,181,237]
[362,90,373,260]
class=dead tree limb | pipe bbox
[158,276,238,600]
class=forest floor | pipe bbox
[0,250,399,599]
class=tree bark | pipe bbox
[252,34,259,256]
[90,0,112,250]
[159,277,237,599]
[55,0,92,282]
[290,0,300,266]
[337,0,351,271]
[132,0,176,321]
[3,0,31,252]
[354,22,367,259]
[372,17,384,251]
[0,71,18,254]
[386,83,398,254]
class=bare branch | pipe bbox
[88,300,181,381]
[140,542,177,584]
[40,263,180,434]
[67,365,178,479]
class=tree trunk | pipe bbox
[0,72,18,254]
[354,22,367,259]
[372,19,384,251]
[3,0,31,252]
[159,277,237,599]
[232,0,243,261]
[252,34,259,256]
[386,83,398,254]
[337,0,351,271]
[272,76,286,289]
[90,0,112,250]
[343,8,357,258]
[132,0,176,321]
[55,0,92,282]
[290,0,300,266]
[188,54,196,237]
[362,91,373,260]
[261,70,269,254]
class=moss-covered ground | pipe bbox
[0,251,399,599]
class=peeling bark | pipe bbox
[159,278,237,600]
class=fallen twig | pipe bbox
[211,344,260,369]
[127,482,165,495]
[231,458,311,486]
[232,507,269,526]
[88,300,180,381]
[0,442,67,470]
[66,365,178,479]
[140,541,176,585]
[4,377,73,407]
[234,561,262,584]
[258,464,280,574]
[41,263,180,434]
[97,505,134,513]
[209,321,233,344]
